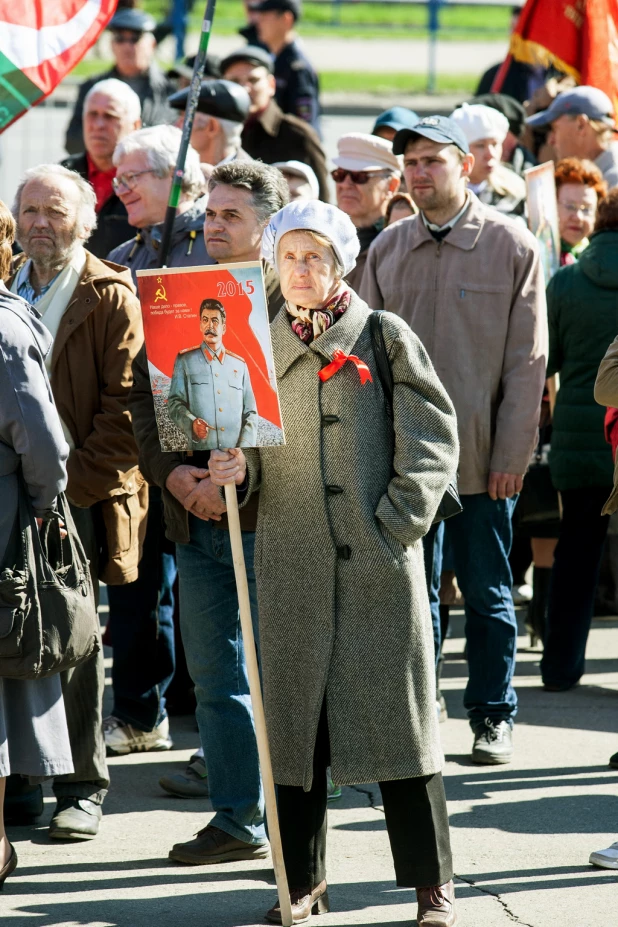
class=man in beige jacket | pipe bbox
[361,115,548,765]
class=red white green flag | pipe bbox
[0,0,118,133]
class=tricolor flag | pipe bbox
[492,0,618,112]
[0,0,118,133]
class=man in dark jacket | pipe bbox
[250,0,320,132]
[129,161,288,865]
[220,46,329,200]
[65,8,175,155]
[61,78,141,258]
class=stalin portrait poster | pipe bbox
[137,262,285,452]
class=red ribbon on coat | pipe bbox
[318,349,373,385]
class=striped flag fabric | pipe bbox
[0,0,118,133]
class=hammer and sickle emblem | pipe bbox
[154,276,168,302]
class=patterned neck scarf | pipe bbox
[286,288,351,344]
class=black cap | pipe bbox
[167,79,251,123]
[108,8,156,33]
[249,0,301,20]
[220,46,274,76]
[393,115,470,156]
[469,93,526,138]
[167,54,221,81]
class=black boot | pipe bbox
[526,566,552,648]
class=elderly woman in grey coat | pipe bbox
[209,200,459,927]
[0,200,73,888]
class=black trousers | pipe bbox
[277,705,453,890]
[541,486,612,688]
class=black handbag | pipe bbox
[369,311,463,525]
[0,474,99,679]
[517,429,561,525]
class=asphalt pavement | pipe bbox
[2,608,617,927]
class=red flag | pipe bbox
[492,0,618,112]
[0,1,118,133]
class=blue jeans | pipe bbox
[107,488,176,731]
[176,517,266,845]
[423,492,518,729]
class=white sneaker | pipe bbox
[589,841,618,869]
[104,715,173,756]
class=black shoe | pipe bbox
[0,845,18,890]
[4,776,43,824]
[610,752,618,769]
[49,798,102,840]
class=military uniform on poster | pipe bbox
[167,343,258,449]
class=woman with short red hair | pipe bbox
[555,157,607,264]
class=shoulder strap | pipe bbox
[369,311,394,420]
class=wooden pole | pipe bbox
[224,483,293,927]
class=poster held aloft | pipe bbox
[137,260,292,927]
[525,161,561,283]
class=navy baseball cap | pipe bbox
[108,8,156,33]
[373,106,419,135]
[393,115,470,156]
[526,86,616,128]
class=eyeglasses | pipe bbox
[111,33,142,45]
[112,170,156,193]
[559,202,596,218]
[330,168,387,185]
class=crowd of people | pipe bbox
[2,1,618,922]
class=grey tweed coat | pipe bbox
[242,292,459,789]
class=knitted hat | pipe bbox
[261,200,360,276]
[449,103,509,145]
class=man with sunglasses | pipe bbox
[65,8,175,156]
[332,133,401,292]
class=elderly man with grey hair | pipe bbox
[108,124,212,275]
[128,160,289,863]
[61,78,142,258]
[6,163,145,840]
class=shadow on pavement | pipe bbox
[449,793,618,834]
[441,765,618,801]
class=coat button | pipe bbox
[219,407,223,412]
[321,414,340,425]
[337,545,351,560]
[221,427,225,431]
[326,485,343,495]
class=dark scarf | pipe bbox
[286,288,351,344]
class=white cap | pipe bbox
[333,132,401,173]
[450,103,509,145]
[273,160,320,199]
[262,200,360,276]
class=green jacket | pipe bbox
[548,229,618,490]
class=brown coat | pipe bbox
[360,194,548,494]
[10,251,147,584]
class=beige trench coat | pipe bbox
[242,293,459,789]
[360,194,548,495]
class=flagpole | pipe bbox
[158,0,216,268]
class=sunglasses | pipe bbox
[331,168,387,185]
[111,33,142,45]
[112,170,155,193]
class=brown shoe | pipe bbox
[416,879,457,926]
[265,881,329,924]
[169,824,270,865]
